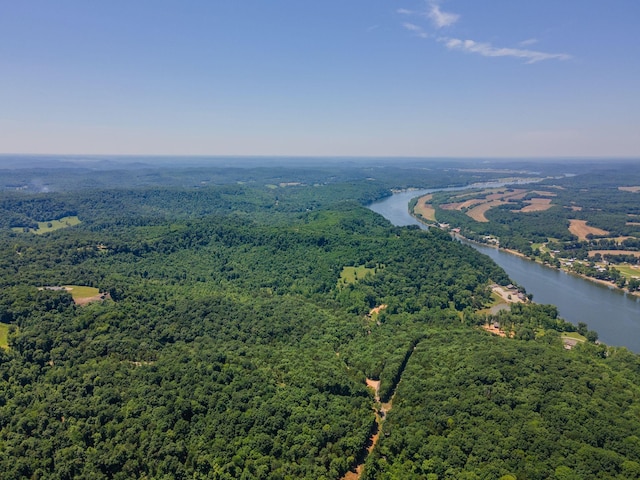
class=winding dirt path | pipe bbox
[341,344,419,480]
[342,380,384,480]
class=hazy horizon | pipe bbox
[2,1,639,157]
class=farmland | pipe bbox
[413,168,640,294]
[568,219,609,240]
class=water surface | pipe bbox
[369,189,640,352]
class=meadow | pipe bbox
[11,215,81,234]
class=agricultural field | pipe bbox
[12,215,81,234]
[423,169,640,293]
[519,197,553,212]
[466,199,508,222]
[568,219,609,241]
[618,186,640,193]
[412,194,436,221]
[434,187,557,222]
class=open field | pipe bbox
[413,194,436,221]
[442,188,555,221]
[613,264,640,279]
[64,285,100,300]
[561,331,587,349]
[562,331,588,342]
[518,198,553,212]
[63,285,111,306]
[466,200,507,222]
[0,323,9,349]
[618,186,640,193]
[12,215,81,234]
[451,188,502,200]
[568,219,609,240]
[338,265,376,287]
[485,189,527,201]
[529,190,557,197]
[458,198,486,209]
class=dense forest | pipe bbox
[1,159,640,479]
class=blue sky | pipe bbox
[1,0,639,157]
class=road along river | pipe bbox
[368,188,640,352]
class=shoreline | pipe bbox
[410,209,640,299]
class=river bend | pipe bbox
[369,189,640,352]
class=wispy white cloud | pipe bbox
[519,38,539,47]
[402,22,422,32]
[398,2,571,64]
[440,37,571,63]
[427,2,459,29]
[402,22,430,38]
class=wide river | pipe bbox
[369,188,640,352]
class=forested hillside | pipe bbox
[1,167,640,479]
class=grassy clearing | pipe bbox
[12,216,81,234]
[63,285,100,301]
[613,264,640,280]
[477,292,508,315]
[561,331,587,342]
[0,323,9,349]
[531,243,548,253]
[338,265,377,287]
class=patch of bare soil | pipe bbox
[618,186,640,193]
[491,285,523,303]
[482,323,507,337]
[368,305,387,316]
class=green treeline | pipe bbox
[363,331,640,480]
[0,176,639,479]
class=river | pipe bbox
[368,188,640,352]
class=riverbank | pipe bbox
[369,186,640,352]
[412,209,640,300]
